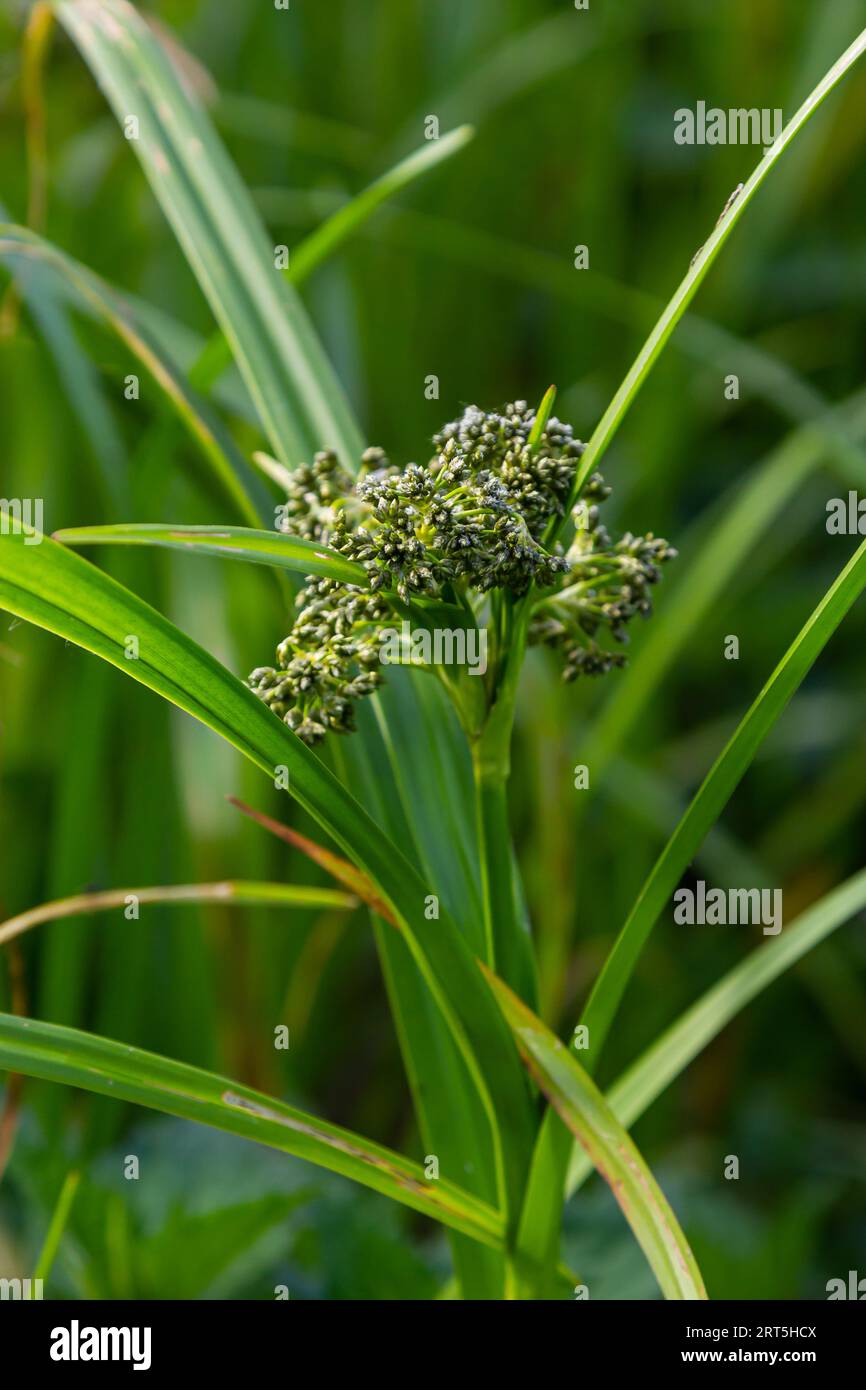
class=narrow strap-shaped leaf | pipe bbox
[0,225,264,526]
[481,967,706,1300]
[53,521,479,651]
[55,0,364,471]
[582,530,866,1060]
[33,1170,82,1285]
[519,530,866,1290]
[0,880,356,947]
[567,866,866,1195]
[515,29,866,1288]
[0,1012,503,1248]
[192,125,477,389]
[227,797,396,925]
[0,529,535,1219]
[336,711,505,1297]
[565,24,866,509]
[288,125,474,286]
[53,523,366,586]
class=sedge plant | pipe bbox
[1,0,866,1300]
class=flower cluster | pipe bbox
[276,448,353,542]
[528,501,676,678]
[248,577,390,744]
[433,401,582,537]
[248,403,676,741]
[328,402,589,599]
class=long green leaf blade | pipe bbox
[336,706,505,1297]
[567,24,866,506]
[567,866,866,1195]
[55,0,363,470]
[53,523,366,586]
[0,528,535,1219]
[0,1012,503,1247]
[482,967,706,1300]
[0,880,356,947]
[53,522,474,641]
[289,125,474,286]
[582,531,866,1059]
[519,528,866,1292]
[515,24,866,1288]
[0,226,264,526]
[52,0,522,1293]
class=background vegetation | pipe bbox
[1,0,865,1299]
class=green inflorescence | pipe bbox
[248,402,676,743]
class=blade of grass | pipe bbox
[227,796,395,924]
[33,1170,81,1285]
[56,0,364,471]
[516,27,866,1290]
[335,703,505,1297]
[604,747,866,1084]
[470,586,538,1001]
[289,125,474,287]
[527,384,556,451]
[191,125,475,390]
[52,520,473,649]
[567,866,866,1195]
[53,0,534,1291]
[0,881,356,947]
[0,226,264,525]
[581,531,866,1060]
[586,388,866,785]
[481,966,706,1300]
[0,528,535,1223]
[520,529,866,1289]
[564,24,866,511]
[538,391,866,1011]
[369,682,483,945]
[0,1013,503,1248]
[53,523,366,586]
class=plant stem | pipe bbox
[470,601,539,1003]
[470,739,539,1294]
[473,754,512,967]
[34,1169,81,1286]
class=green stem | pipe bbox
[470,729,539,1296]
[470,601,539,1004]
[473,754,511,967]
[513,1112,572,1297]
[465,601,541,1293]
[33,1169,81,1286]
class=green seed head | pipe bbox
[248,401,675,742]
